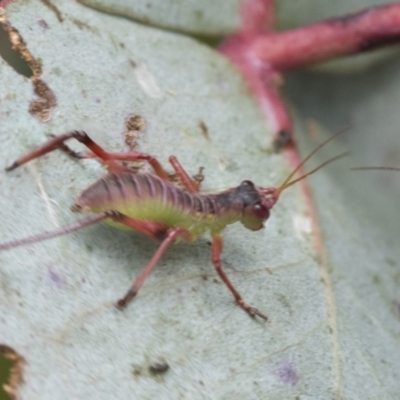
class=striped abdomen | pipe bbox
[73,171,262,236]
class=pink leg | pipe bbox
[107,213,170,242]
[211,234,268,321]
[5,131,124,172]
[77,151,172,180]
[0,208,192,310]
[117,227,191,308]
[5,131,172,180]
[67,149,203,191]
[168,156,204,193]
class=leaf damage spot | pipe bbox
[121,114,147,173]
[29,78,57,122]
[0,12,32,78]
[124,114,146,152]
[0,345,25,400]
[0,8,57,121]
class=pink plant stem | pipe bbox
[251,4,400,72]
[220,2,400,151]
[240,0,275,33]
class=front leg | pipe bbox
[211,234,268,321]
[117,227,192,308]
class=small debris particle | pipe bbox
[199,120,210,141]
[149,361,169,375]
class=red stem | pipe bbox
[251,3,400,72]
[220,2,400,150]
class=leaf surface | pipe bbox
[0,1,399,399]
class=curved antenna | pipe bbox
[276,152,350,193]
[274,126,351,198]
[351,166,400,171]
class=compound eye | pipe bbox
[254,203,270,220]
[240,180,255,187]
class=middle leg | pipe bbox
[60,142,204,192]
[211,234,268,321]
[117,227,192,308]
[168,156,204,193]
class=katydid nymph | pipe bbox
[0,130,347,321]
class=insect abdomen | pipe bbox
[74,171,244,236]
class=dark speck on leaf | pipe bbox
[149,361,169,374]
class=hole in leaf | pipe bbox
[0,23,33,78]
[0,346,24,400]
[0,353,13,400]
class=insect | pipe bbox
[0,130,347,321]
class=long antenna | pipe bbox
[274,126,351,198]
[278,152,350,192]
[351,166,400,171]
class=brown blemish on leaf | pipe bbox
[29,78,57,122]
[0,9,42,76]
[124,115,146,151]
[0,8,57,121]
[39,0,63,22]
[122,115,147,172]
[0,345,25,400]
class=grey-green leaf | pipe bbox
[0,1,399,400]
